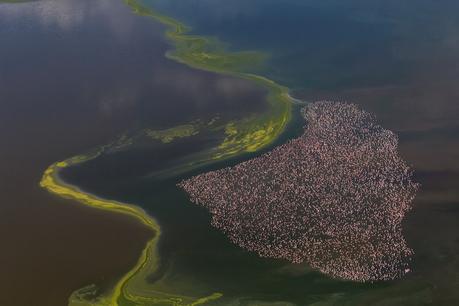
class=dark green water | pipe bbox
[62,1,459,305]
[2,0,459,304]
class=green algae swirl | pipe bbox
[41,151,223,306]
[40,0,300,305]
[145,123,200,144]
[125,0,293,163]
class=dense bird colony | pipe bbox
[179,101,419,282]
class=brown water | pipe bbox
[0,68,154,305]
[2,0,459,304]
[0,3,157,299]
[0,0,268,304]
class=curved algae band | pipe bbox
[41,155,222,305]
[40,1,297,305]
[126,0,293,161]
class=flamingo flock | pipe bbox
[179,101,419,282]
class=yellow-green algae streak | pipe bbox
[145,123,200,144]
[126,0,292,160]
[41,153,223,305]
[40,0,297,305]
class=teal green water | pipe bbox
[1,0,458,304]
[62,1,459,305]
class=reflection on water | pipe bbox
[146,0,459,90]
[0,0,282,305]
[0,0,267,129]
[0,1,165,305]
[2,0,459,305]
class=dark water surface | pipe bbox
[137,0,459,304]
[0,1,158,305]
[0,0,268,305]
[2,0,459,305]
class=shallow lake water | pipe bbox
[1,0,458,305]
